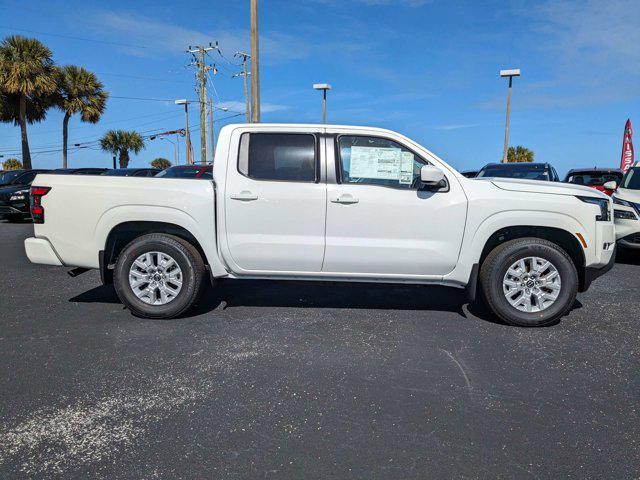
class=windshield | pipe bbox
[621,167,640,190]
[0,170,24,185]
[477,164,550,180]
[104,169,127,176]
[156,167,203,178]
[566,171,622,186]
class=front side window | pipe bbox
[239,133,317,182]
[337,135,426,189]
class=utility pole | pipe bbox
[499,69,520,163]
[188,43,218,164]
[175,99,192,164]
[234,51,251,122]
[250,0,260,122]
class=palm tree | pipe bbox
[56,65,108,168]
[100,130,145,168]
[506,146,535,163]
[0,36,57,169]
[151,157,171,169]
[2,158,22,170]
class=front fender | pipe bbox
[444,210,589,285]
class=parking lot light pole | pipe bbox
[500,69,520,163]
[313,83,332,124]
[175,99,193,164]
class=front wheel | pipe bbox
[113,233,205,319]
[479,238,578,327]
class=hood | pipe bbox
[484,177,609,199]
[615,187,640,203]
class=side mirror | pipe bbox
[420,165,446,186]
[603,181,617,191]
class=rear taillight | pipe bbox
[30,186,51,223]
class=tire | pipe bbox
[113,233,205,319]
[479,238,578,327]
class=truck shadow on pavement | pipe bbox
[69,279,581,326]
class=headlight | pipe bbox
[9,189,28,201]
[614,209,638,220]
[612,195,633,207]
[577,196,611,222]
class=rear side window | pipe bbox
[238,133,317,182]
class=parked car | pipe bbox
[0,169,26,186]
[155,165,212,179]
[564,168,623,196]
[104,168,160,177]
[461,170,478,178]
[53,168,110,175]
[477,162,561,182]
[0,169,53,220]
[611,166,640,249]
[24,124,615,327]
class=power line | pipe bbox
[0,26,148,49]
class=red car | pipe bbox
[155,165,212,179]
[564,168,623,196]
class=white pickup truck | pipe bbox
[24,124,616,326]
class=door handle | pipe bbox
[230,191,258,201]
[331,194,359,204]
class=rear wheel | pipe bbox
[480,238,578,327]
[113,233,205,319]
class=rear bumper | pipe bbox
[581,246,616,292]
[24,237,63,266]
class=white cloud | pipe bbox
[510,0,640,107]
[218,100,290,114]
[84,11,311,63]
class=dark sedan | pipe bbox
[52,168,110,175]
[0,169,53,221]
[0,169,27,187]
[155,165,212,179]
[476,162,561,182]
[104,168,161,177]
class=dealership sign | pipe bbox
[620,119,634,173]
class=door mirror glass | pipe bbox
[603,180,617,190]
[420,165,445,185]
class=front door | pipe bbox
[224,129,327,273]
[323,133,467,277]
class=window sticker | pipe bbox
[349,146,405,180]
[399,151,414,184]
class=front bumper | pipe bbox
[582,246,616,292]
[24,237,63,266]
[619,233,640,249]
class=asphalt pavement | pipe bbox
[0,221,638,479]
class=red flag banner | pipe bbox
[620,119,634,173]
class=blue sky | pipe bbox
[0,0,638,175]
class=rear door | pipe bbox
[223,128,327,273]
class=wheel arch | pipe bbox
[101,221,208,285]
[478,225,587,291]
